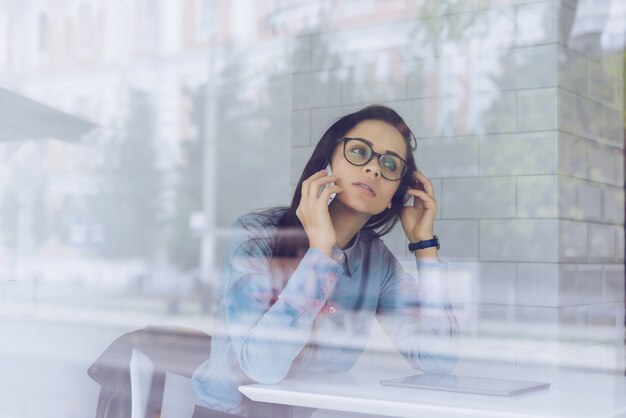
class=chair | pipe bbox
[88,325,212,418]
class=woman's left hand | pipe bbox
[400,168,438,242]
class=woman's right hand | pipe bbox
[295,169,343,256]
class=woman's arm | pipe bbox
[221,218,341,384]
[376,244,460,374]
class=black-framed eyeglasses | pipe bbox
[337,137,408,181]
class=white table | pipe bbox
[239,363,626,418]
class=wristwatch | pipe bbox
[408,235,440,253]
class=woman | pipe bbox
[192,105,459,417]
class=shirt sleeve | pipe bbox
[376,245,460,374]
[222,220,342,384]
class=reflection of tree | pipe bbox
[166,83,206,270]
[0,148,48,255]
[96,89,160,260]
[213,44,292,226]
[0,191,18,251]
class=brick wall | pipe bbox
[287,0,624,368]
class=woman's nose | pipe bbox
[363,160,381,177]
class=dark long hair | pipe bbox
[242,104,419,272]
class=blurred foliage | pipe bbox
[166,84,206,270]
[96,89,160,260]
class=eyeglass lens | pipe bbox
[344,139,405,180]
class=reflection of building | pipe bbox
[0,0,217,269]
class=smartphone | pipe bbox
[403,175,427,207]
[320,162,336,206]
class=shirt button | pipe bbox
[328,306,336,314]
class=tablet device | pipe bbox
[380,374,550,396]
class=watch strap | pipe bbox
[408,235,440,253]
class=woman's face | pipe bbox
[329,120,407,216]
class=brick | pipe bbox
[557,131,587,178]
[406,56,439,98]
[588,60,616,107]
[441,11,486,46]
[574,264,604,305]
[517,175,558,218]
[477,0,530,9]
[589,223,615,261]
[514,306,559,337]
[588,304,618,329]
[558,88,579,135]
[341,60,407,105]
[502,44,557,90]
[447,261,480,305]
[477,304,514,336]
[601,105,623,146]
[557,45,588,96]
[441,94,476,136]
[292,36,312,73]
[575,94,604,140]
[415,136,478,178]
[382,219,408,260]
[471,50,503,93]
[604,265,625,303]
[290,146,315,184]
[558,306,589,341]
[430,177,444,215]
[311,21,415,70]
[558,264,578,306]
[560,220,588,261]
[480,219,558,262]
[557,2,576,45]
[480,132,558,176]
[292,70,342,109]
[559,176,579,219]
[442,177,516,219]
[616,226,624,263]
[614,149,624,186]
[517,88,557,132]
[291,110,311,146]
[577,182,603,220]
[601,50,624,80]
[479,262,517,305]
[517,263,559,307]
[481,91,516,134]
[515,1,556,47]
[404,97,441,138]
[603,186,624,224]
[588,142,615,184]
[558,177,603,221]
[407,17,443,59]
[436,220,479,260]
[309,104,364,144]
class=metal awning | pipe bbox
[0,87,98,142]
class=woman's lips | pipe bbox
[354,183,375,196]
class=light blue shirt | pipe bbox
[192,208,459,415]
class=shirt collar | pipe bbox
[330,230,361,276]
